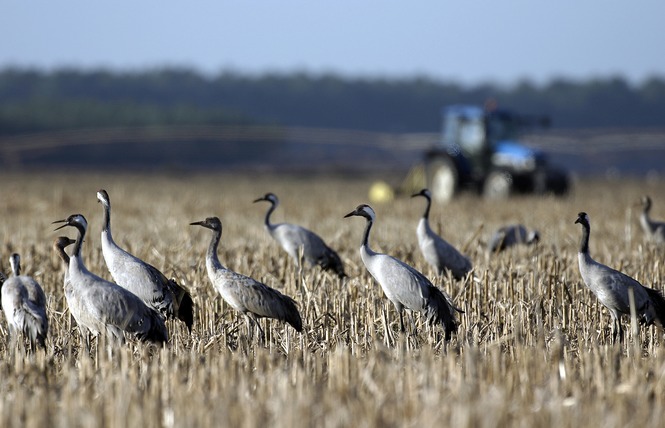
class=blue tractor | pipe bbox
[424,105,569,201]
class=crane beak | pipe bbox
[52,219,69,231]
[410,189,429,199]
[343,210,357,219]
[189,220,205,227]
[252,197,265,203]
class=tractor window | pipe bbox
[486,115,520,143]
[458,118,485,154]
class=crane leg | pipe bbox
[611,321,617,344]
[6,329,18,356]
[408,311,418,336]
[611,319,624,344]
[617,320,624,344]
[246,314,266,346]
[244,317,254,343]
[79,326,90,354]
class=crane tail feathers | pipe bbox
[645,286,665,327]
[177,292,195,332]
[286,309,303,333]
[287,315,303,332]
[141,309,169,344]
[425,287,460,341]
[17,303,48,350]
[282,297,303,332]
[318,247,347,278]
[169,278,194,332]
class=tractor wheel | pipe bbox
[483,171,513,199]
[427,157,458,203]
[548,168,570,196]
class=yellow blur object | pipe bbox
[368,181,395,204]
[399,163,426,195]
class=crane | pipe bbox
[190,216,302,342]
[254,192,346,278]
[0,253,48,351]
[344,204,461,340]
[575,211,665,343]
[97,189,194,331]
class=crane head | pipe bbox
[190,217,222,232]
[410,188,432,200]
[9,253,20,277]
[54,236,76,251]
[53,214,88,232]
[97,189,111,207]
[253,193,279,205]
[344,204,376,222]
[575,212,589,227]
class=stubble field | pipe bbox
[0,172,664,427]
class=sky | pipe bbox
[1,1,664,85]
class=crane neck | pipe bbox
[640,207,655,233]
[9,256,20,277]
[264,201,277,230]
[643,199,652,214]
[101,203,113,237]
[206,228,224,270]
[361,217,374,251]
[421,195,431,220]
[578,222,590,254]
[55,246,70,265]
[72,223,86,259]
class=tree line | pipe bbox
[1,67,665,136]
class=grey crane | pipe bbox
[575,211,665,343]
[53,236,79,335]
[411,188,472,280]
[488,224,540,253]
[53,236,76,268]
[97,189,194,331]
[53,233,102,350]
[190,216,302,341]
[344,204,461,340]
[0,253,48,351]
[639,196,665,244]
[53,214,168,347]
[253,193,346,278]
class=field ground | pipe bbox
[0,172,664,427]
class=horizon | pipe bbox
[1,65,659,90]
[3,1,664,87]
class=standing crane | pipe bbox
[53,213,168,347]
[575,211,665,343]
[190,216,302,342]
[411,188,472,279]
[638,196,665,244]
[97,189,194,331]
[53,235,93,348]
[0,253,48,351]
[253,193,346,278]
[344,204,461,341]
